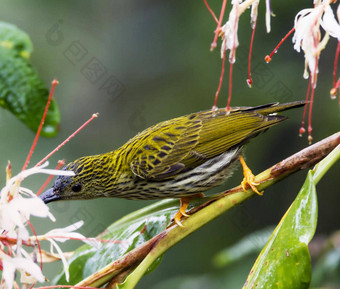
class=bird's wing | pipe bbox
[187,109,275,159]
[128,117,202,180]
[128,102,300,180]
[191,102,305,160]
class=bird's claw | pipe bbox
[239,155,263,196]
[173,194,204,227]
[174,198,190,227]
[241,174,263,196]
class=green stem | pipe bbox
[120,189,252,289]
[312,144,340,185]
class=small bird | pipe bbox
[40,101,304,226]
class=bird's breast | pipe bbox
[102,148,242,200]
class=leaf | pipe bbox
[242,144,340,288]
[0,23,60,137]
[0,22,33,59]
[53,200,179,285]
[243,171,318,289]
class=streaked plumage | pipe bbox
[40,102,304,220]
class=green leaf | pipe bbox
[53,200,179,286]
[243,170,318,289]
[0,22,33,59]
[0,22,60,137]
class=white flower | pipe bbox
[44,220,101,248]
[0,162,76,288]
[0,196,54,241]
[220,0,241,63]
[1,251,45,289]
[321,4,340,40]
[40,221,101,281]
[0,162,74,240]
[292,1,332,83]
[251,0,260,28]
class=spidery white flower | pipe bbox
[43,220,101,281]
[220,0,241,62]
[0,162,95,288]
[220,0,273,63]
[321,4,340,40]
[292,0,338,84]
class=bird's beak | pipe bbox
[39,188,60,204]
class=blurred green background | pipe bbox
[0,0,339,288]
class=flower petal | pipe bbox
[321,5,340,40]
[1,252,45,288]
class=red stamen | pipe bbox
[299,126,306,136]
[331,41,340,102]
[333,41,340,88]
[213,49,226,109]
[204,0,219,24]
[265,56,271,63]
[226,61,233,111]
[210,0,227,51]
[247,18,257,88]
[308,87,315,144]
[330,87,337,98]
[265,27,295,63]
[36,160,65,196]
[22,79,59,172]
[335,77,340,106]
[299,77,311,136]
[308,56,319,144]
[35,113,99,167]
[26,218,43,271]
[0,235,34,247]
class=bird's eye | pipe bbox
[71,184,82,192]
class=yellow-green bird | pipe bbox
[40,101,304,225]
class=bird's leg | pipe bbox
[239,154,263,195]
[174,193,204,227]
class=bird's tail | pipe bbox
[244,101,306,115]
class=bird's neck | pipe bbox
[88,150,135,192]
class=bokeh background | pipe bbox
[0,0,339,288]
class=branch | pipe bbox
[74,132,340,289]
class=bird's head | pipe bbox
[39,157,99,204]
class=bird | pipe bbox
[39,101,304,226]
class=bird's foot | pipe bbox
[239,155,263,196]
[174,194,204,227]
